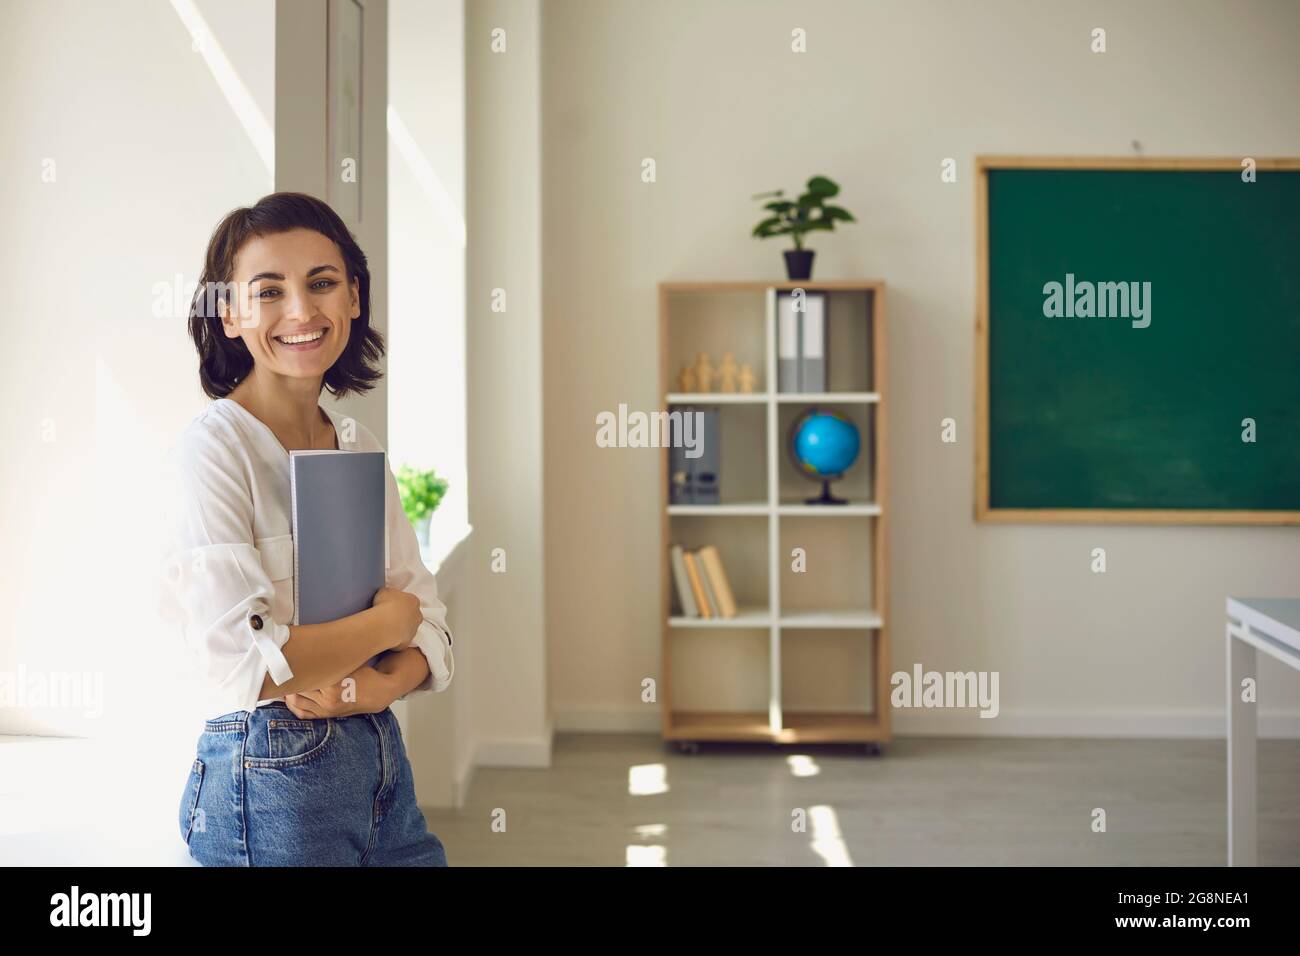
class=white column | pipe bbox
[465,0,551,767]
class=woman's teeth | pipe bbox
[276,330,324,344]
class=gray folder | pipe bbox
[693,408,720,504]
[800,292,827,392]
[777,294,800,392]
[289,450,386,625]
[778,291,829,392]
[668,410,694,504]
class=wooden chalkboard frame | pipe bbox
[974,155,1300,525]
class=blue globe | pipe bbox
[790,409,860,487]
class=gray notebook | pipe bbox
[289,450,387,626]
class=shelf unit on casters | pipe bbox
[659,280,889,752]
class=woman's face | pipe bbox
[221,227,359,382]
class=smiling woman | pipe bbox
[161,192,455,867]
[188,193,384,401]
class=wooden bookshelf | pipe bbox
[659,281,889,753]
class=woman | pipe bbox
[160,192,454,866]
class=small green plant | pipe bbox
[750,175,856,250]
[395,464,448,524]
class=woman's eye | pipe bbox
[311,279,337,291]
[258,288,281,299]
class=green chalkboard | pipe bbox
[979,160,1300,522]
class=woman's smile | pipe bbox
[273,326,328,351]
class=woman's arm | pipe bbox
[374,647,431,698]
[280,647,429,719]
[256,597,419,701]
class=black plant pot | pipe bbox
[784,249,815,281]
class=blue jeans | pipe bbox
[178,703,448,866]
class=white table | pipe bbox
[1225,597,1300,867]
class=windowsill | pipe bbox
[419,520,473,577]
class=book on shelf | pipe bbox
[669,544,698,617]
[681,550,711,618]
[697,553,721,617]
[669,543,738,620]
[696,545,738,618]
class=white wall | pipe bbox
[0,0,275,737]
[539,0,1300,736]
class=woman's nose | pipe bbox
[281,287,312,320]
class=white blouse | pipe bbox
[157,397,454,716]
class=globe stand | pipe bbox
[806,479,848,505]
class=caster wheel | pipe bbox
[864,743,882,756]
[675,740,700,754]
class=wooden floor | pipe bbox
[422,734,1300,866]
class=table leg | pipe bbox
[1227,625,1257,867]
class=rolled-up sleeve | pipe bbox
[157,427,294,713]
[381,460,454,697]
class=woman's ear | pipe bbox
[217,292,242,338]
[350,276,360,320]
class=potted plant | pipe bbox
[750,175,856,280]
[395,464,449,550]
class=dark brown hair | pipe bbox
[187,192,385,399]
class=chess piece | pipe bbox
[737,364,757,393]
[693,352,715,393]
[718,353,738,393]
[679,365,697,392]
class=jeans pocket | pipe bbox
[246,717,334,768]
[179,758,205,845]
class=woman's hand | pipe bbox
[372,585,423,650]
[284,665,396,718]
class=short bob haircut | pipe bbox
[187,192,385,399]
